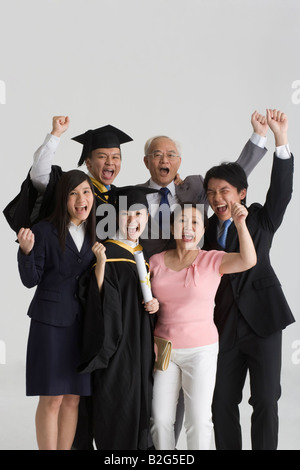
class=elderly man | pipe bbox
[139,111,268,258]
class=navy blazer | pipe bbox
[204,154,295,348]
[18,221,95,327]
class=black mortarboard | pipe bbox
[110,186,158,211]
[72,125,133,166]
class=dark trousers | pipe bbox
[212,315,282,450]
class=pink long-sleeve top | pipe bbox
[149,250,225,349]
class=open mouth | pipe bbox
[102,169,114,180]
[182,232,195,243]
[75,205,88,215]
[127,223,139,237]
[159,167,170,177]
[216,204,228,215]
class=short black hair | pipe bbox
[204,162,248,203]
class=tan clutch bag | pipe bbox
[154,336,172,371]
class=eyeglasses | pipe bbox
[147,151,180,160]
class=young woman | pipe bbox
[78,186,159,450]
[17,170,96,450]
[149,201,257,450]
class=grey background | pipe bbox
[0,0,299,450]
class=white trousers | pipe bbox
[150,342,218,450]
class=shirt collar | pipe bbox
[218,217,233,229]
[111,230,140,248]
[148,178,176,196]
[87,171,110,190]
[68,221,86,230]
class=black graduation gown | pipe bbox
[3,165,114,233]
[78,240,155,450]
[3,165,63,232]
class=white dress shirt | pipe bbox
[68,221,86,252]
[30,133,61,192]
[146,179,178,218]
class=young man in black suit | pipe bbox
[203,109,295,450]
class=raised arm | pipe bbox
[266,109,288,147]
[50,115,70,138]
[251,110,269,140]
[175,111,268,204]
[259,109,293,232]
[30,115,70,193]
[235,111,268,177]
[219,203,257,274]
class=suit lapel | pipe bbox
[79,234,92,256]
[206,215,238,251]
[205,216,220,250]
[50,224,91,257]
[64,231,80,255]
[65,228,92,257]
[225,223,238,251]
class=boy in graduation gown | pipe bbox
[78,186,159,450]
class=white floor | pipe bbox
[1,362,299,451]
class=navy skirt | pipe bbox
[26,317,91,396]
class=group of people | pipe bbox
[3,109,295,451]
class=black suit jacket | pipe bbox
[18,221,95,327]
[204,154,295,350]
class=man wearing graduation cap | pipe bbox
[73,123,132,193]
[3,116,133,233]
